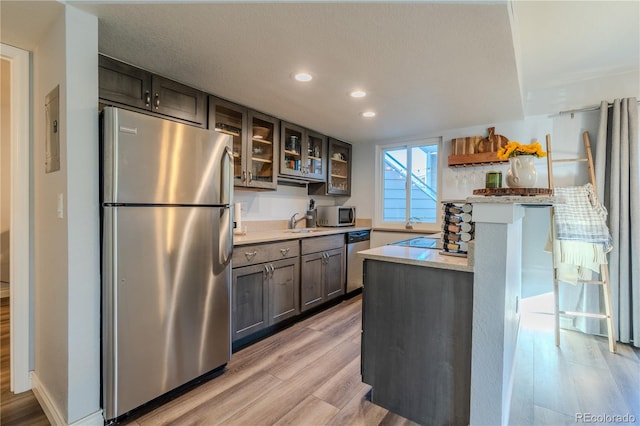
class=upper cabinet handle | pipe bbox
[144,91,151,107]
[154,93,160,110]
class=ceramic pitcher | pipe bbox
[505,155,537,188]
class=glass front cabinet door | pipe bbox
[209,96,246,186]
[305,130,326,181]
[247,111,278,189]
[327,138,352,195]
[209,96,278,190]
[280,122,326,182]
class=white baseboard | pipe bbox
[70,410,104,426]
[31,372,66,426]
[31,372,104,426]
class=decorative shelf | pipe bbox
[331,174,348,179]
[284,150,300,157]
[331,157,347,163]
[473,187,553,196]
[448,152,508,167]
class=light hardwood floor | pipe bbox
[1,294,638,426]
[126,295,416,426]
[509,295,640,425]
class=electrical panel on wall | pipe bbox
[45,85,60,173]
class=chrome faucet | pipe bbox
[406,216,421,230]
[289,212,310,229]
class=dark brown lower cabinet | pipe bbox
[361,259,473,426]
[268,258,300,324]
[232,257,299,342]
[300,243,345,312]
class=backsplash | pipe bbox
[233,184,339,222]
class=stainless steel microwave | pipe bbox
[316,206,356,227]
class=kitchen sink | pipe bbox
[284,229,323,234]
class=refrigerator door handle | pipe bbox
[219,145,234,266]
[220,205,233,266]
[221,146,233,206]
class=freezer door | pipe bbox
[102,107,232,205]
[102,205,231,420]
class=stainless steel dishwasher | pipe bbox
[346,230,371,293]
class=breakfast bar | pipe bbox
[359,196,555,426]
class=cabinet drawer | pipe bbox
[233,240,300,268]
[301,234,345,255]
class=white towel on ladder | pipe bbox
[546,183,612,284]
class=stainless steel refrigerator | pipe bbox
[101,107,233,421]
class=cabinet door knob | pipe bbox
[154,93,160,110]
[245,250,257,261]
[280,248,290,256]
[144,91,151,107]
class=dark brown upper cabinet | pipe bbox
[280,121,326,182]
[99,55,206,127]
[309,138,352,196]
[208,96,278,190]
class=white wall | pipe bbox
[34,9,69,415]
[234,183,343,223]
[349,111,604,297]
[63,6,100,422]
[33,5,100,424]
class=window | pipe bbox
[376,138,440,230]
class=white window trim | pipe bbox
[374,137,442,232]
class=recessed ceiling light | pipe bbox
[350,90,366,98]
[361,111,376,118]
[294,72,313,82]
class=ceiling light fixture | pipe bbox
[350,90,366,98]
[361,111,376,118]
[294,72,313,82]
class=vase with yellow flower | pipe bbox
[497,141,547,188]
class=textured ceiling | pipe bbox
[73,1,526,144]
[2,1,639,144]
[513,0,640,115]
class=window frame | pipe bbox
[374,137,442,232]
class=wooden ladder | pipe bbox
[546,132,617,353]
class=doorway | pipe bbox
[0,43,32,395]
[1,59,9,299]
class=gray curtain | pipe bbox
[593,97,639,347]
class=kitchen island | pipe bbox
[359,246,473,425]
[359,196,556,426]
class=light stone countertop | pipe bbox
[232,226,372,246]
[358,243,474,273]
